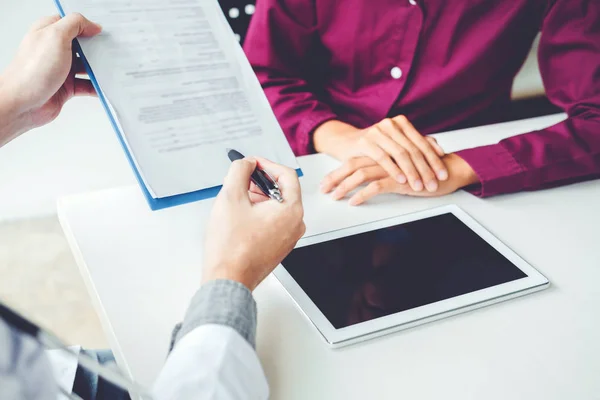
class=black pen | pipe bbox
[226,148,284,202]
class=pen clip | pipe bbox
[261,168,279,189]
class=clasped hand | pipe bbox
[316,116,478,205]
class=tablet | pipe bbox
[273,205,549,347]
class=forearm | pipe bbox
[0,76,28,147]
[256,73,339,156]
[454,0,597,196]
[312,120,360,156]
[245,0,339,156]
[457,116,600,197]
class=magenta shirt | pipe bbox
[244,0,600,197]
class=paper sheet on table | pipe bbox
[57,0,299,199]
[46,345,81,399]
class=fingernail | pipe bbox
[426,181,438,192]
[437,170,448,181]
[413,179,423,191]
[396,174,407,184]
[349,198,360,206]
[320,182,328,193]
[331,190,343,200]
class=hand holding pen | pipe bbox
[227,149,285,202]
[204,152,306,291]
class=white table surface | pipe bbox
[58,114,600,400]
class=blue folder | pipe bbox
[53,0,302,210]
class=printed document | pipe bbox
[58,0,299,198]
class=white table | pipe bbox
[58,114,600,400]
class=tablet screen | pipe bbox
[281,212,527,329]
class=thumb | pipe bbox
[53,13,102,40]
[222,158,257,198]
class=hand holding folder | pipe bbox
[53,0,301,210]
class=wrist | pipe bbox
[0,73,25,113]
[313,120,360,155]
[0,75,29,146]
[446,153,479,187]
[201,262,257,292]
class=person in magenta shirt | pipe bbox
[244,0,600,205]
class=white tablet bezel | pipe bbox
[272,204,549,348]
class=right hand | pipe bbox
[314,116,448,193]
[0,13,101,141]
[202,158,306,291]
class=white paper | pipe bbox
[46,345,81,399]
[59,0,299,198]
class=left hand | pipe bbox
[321,153,479,205]
[0,14,102,143]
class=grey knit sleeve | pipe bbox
[169,279,257,351]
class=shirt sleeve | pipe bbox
[154,280,269,400]
[244,0,338,156]
[456,0,600,197]
[153,325,269,400]
[170,279,257,349]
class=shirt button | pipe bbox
[409,0,417,5]
[390,67,403,79]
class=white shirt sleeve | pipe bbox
[152,324,269,400]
